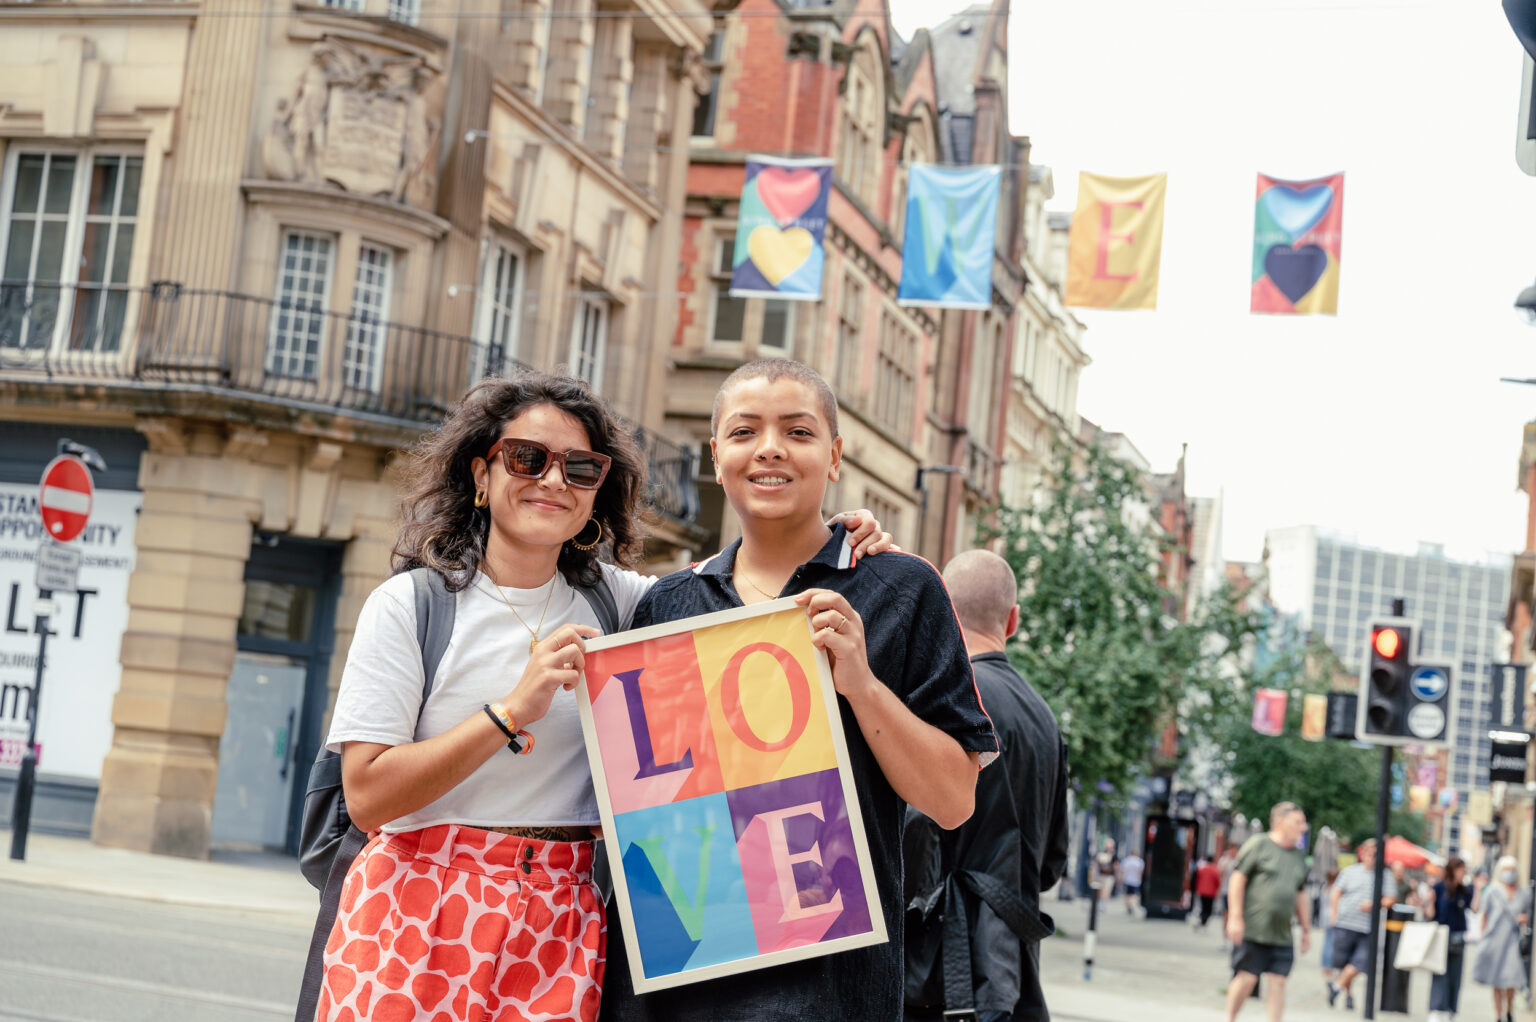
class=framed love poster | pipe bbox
[575,598,886,993]
[728,155,832,301]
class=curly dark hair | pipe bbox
[391,372,646,591]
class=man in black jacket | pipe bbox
[904,550,1070,1021]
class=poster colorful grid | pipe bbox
[576,599,885,993]
[729,156,833,301]
[1251,172,1344,315]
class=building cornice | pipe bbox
[241,180,452,241]
[0,1,196,19]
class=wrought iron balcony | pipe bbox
[0,280,698,524]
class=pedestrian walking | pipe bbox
[1327,838,1399,1011]
[1091,838,1120,901]
[1317,867,1338,996]
[1472,855,1530,1022]
[600,358,997,1022]
[1197,858,1223,928]
[310,372,892,1022]
[1224,802,1312,1022]
[1121,849,1146,916]
[1425,855,1481,1022]
[901,549,1069,1022]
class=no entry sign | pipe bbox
[38,456,94,543]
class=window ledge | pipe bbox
[242,180,450,242]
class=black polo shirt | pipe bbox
[600,525,996,1022]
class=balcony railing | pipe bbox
[0,280,698,524]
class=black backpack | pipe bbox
[294,567,619,1022]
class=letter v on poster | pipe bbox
[576,599,885,992]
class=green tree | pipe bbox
[1219,633,1428,846]
[988,439,1260,797]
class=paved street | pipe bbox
[1,832,1527,1022]
[0,883,309,1022]
[1038,894,1449,1022]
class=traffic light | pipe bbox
[1357,620,1412,742]
[1354,618,1453,747]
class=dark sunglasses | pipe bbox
[485,438,611,490]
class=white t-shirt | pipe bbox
[326,564,653,832]
[1121,854,1145,887]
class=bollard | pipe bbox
[1084,880,1101,980]
[1378,904,1415,1014]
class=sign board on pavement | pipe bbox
[37,456,93,544]
[34,540,80,593]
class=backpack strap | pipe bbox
[573,571,619,635]
[410,567,456,713]
[295,825,368,1022]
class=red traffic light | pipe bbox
[1372,627,1402,660]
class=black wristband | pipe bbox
[483,704,523,752]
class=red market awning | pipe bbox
[1382,835,1443,870]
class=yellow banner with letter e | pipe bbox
[1065,172,1167,310]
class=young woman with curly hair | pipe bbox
[314,371,890,1022]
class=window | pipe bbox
[320,0,365,10]
[709,238,745,342]
[873,309,917,438]
[268,231,335,380]
[474,240,524,378]
[864,489,902,541]
[344,244,392,392]
[570,295,607,387]
[1,150,142,354]
[385,0,419,23]
[836,46,880,205]
[692,31,724,138]
[761,297,792,349]
[836,271,864,396]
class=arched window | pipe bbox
[836,42,881,207]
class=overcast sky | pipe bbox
[889,0,1536,566]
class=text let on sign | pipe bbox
[576,599,885,993]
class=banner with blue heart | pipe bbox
[896,164,1002,310]
[1251,172,1344,315]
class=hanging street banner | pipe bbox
[729,156,833,301]
[1065,171,1167,310]
[1251,172,1344,315]
[577,599,885,993]
[897,164,1002,310]
[1252,688,1288,736]
[1300,693,1328,741]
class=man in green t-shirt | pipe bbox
[1224,801,1311,1022]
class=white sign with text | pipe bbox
[0,483,140,780]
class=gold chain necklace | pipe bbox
[735,564,780,601]
[481,568,558,655]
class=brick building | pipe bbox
[665,0,1026,564]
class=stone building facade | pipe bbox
[0,0,709,857]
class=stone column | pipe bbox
[497,0,553,98]
[541,0,595,132]
[91,422,258,857]
[585,16,633,162]
[623,43,670,193]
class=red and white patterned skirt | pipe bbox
[315,824,605,1022]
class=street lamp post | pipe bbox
[914,464,964,564]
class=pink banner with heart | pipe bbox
[729,156,833,301]
[1252,171,1344,315]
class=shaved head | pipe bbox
[943,549,1018,635]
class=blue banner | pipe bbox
[897,164,1001,310]
[729,156,833,301]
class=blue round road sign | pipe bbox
[1410,667,1448,701]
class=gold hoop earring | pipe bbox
[569,517,604,551]
[473,490,488,508]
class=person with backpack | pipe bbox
[304,372,892,1022]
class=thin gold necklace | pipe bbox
[735,563,780,601]
[481,568,558,655]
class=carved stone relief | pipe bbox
[262,40,442,210]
